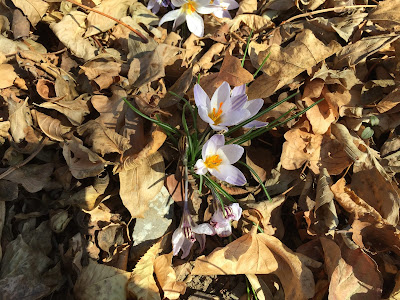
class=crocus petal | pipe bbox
[230,203,242,221]
[210,81,231,111]
[193,223,215,235]
[202,134,225,159]
[197,0,213,6]
[171,0,186,7]
[210,123,229,132]
[230,93,247,111]
[194,159,208,175]
[197,106,214,125]
[214,219,232,237]
[159,9,182,26]
[210,164,246,185]
[173,10,187,29]
[186,12,204,37]
[212,9,226,18]
[243,120,268,129]
[172,227,185,256]
[231,84,246,98]
[243,98,263,117]
[194,84,211,110]
[218,109,250,127]
[180,238,195,259]
[222,0,239,9]
[217,144,244,164]
[197,5,218,14]
[211,209,226,223]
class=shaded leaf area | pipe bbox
[0,0,400,299]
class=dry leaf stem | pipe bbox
[282,5,377,24]
[64,0,149,43]
[0,137,49,180]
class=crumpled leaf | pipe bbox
[50,11,98,61]
[227,14,274,32]
[368,0,400,31]
[119,151,164,218]
[154,252,186,299]
[11,0,49,26]
[192,228,319,300]
[74,259,130,300]
[35,110,71,142]
[85,0,134,37]
[127,241,161,300]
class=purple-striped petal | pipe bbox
[230,93,247,111]
[217,144,244,164]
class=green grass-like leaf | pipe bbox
[237,161,271,201]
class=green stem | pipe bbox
[241,30,253,67]
[237,161,271,201]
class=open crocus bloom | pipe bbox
[211,0,239,19]
[194,134,246,186]
[172,211,214,259]
[194,82,267,132]
[210,203,242,237]
[147,0,171,14]
[159,0,216,37]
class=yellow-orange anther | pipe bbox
[204,154,222,169]
[183,0,196,14]
[208,102,224,125]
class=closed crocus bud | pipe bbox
[50,210,71,233]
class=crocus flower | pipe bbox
[194,134,246,186]
[209,202,242,237]
[159,0,217,37]
[172,210,214,258]
[147,0,171,14]
[194,82,267,132]
[211,0,239,19]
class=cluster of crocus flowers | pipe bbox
[194,82,267,131]
[158,0,239,37]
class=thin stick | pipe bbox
[64,0,148,43]
[0,137,48,180]
[282,5,377,24]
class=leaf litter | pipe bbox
[0,0,400,299]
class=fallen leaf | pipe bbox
[227,14,274,32]
[154,252,186,299]
[368,0,400,32]
[119,151,164,218]
[11,0,49,26]
[35,110,71,142]
[0,64,17,89]
[128,241,161,300]
[74,259,130,300]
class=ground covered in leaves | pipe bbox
[1,0,400,299]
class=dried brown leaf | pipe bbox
[128,241,161,300]
[35,111,71,142]
[0,64,17,89]
[119,151,164,218]
[154,252,186,299]
[368,0,400,31]
[227,14,274,32]
[11,0,49,26]
[74,260,130,300]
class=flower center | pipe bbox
[204,154,222,169]
[208,102,224,124]
[182,0,196,14]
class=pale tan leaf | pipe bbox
[0,64,17,89]
[154,252,186,299]
[227,14,274,32]
[85,0,134,37]
[368,0,400,31]
[236,0,257,14]
[11,0,49,26]
[35,111,71,142]
[74,260,130,300]
[62,136,107,179]
[376,86,400,113]
[50,11,97,61]
[119,151,164,218]
[128,241,161,300]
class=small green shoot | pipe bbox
[237,161,271,201]
[242,30,253,67]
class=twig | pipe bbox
[211,14,247,43]
[0,137,49,180]
[281,5,377,24]
[64,0,148,43]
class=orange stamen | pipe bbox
[204,154,223,169]
[208,102,224,125]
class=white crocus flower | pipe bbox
[194,82,267,132]
[194,134,246,186]
[209,203,242,237]
[159,0,216,37]
[211,0,239,19]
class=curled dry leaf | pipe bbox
[192,227,318,300]
[74,259,130,300]
[320,237,383,300]
[62,137,107,179]
[35,110,71,142]
[50,11,98,61]
[119,151,165,219]
[128,241,161,300]
[154,252,186,299]
[11,0,49,26]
